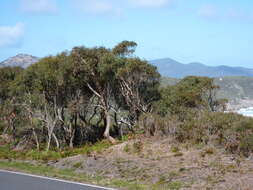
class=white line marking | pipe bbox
[0,169,116,190]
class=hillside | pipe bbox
[214,76,253,100]
[150,58,253,78]
[0,54,39,68]
[161,76,253,110]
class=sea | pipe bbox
[237,107,253,117]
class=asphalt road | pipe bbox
[0,170,115,190]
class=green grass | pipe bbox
[0,136,187,189]
[0,160,151,190]
[0,138,175,189]
[72,162,82,169]
[0,160,185,190]
[0,140,112,161]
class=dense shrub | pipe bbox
[140,111,253,156]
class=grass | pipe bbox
[0,160,174,190]
[0,138,177,190]
[0,140,112,161]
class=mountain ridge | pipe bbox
[2,55,253,79]
[150,58,253,78]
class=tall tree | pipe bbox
[72,47,120,143]
[116,58,160,126]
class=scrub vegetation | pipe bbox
[1,41,253,189]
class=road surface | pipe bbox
[0,170,115,190]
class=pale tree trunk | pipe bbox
[46,132,52,152]
[69,128,75,149]
[3,124,10,135]
[86,83,116,144]
[46,120,56,151]
[52,132,60,149]
[69,114,77,148]
[103,110,116,144]
[32,128,40,150]
[62,118,76,149]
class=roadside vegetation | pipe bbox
[1,41,253,189]
[0,160,150,190]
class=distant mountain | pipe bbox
[0,54,39,68]
[150,58,253,78]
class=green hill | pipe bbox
[214,76,253,100]
[161,76,253,102]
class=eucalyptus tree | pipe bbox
[0,67,23,103]
[155,76,226,117]
[72,41,160,142]
[19,53,92,150]
[72,46,120,143]
[0,67,24,139]
[112,41,160,127]
[116,58,160,126]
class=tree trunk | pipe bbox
[52,132,60,149]
[114,112,122,139]
[3,124,10,135]
[46,132,52,152]
[69,128,75,149]
[103,111,116,144]
[32,128,40,150]
[46,122,55,151]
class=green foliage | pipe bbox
[155,76,225,117]
[161,76,253,102]
[140,111,253,157]
[0,140,111,161]
[170,146,180,153]
[0,160,152,190]
[2,41,253,161]
[0,41,161,150]
[72,162,83,169]
[123,144,131,153]
[0,66,23,101]
[112,40,137,57]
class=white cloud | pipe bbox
[20,0,57,14]
[198,5,253,22]
[198,5,218,19]
[226,8,246,20]
[0,23,25,48]
[73,0,122,16]
[129,0,171,8]
[72,0,172,16]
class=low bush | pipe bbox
[140,111,253,157]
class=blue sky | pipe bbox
[1,0,253,67]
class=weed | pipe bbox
[124,144,131,153]
[200,147,216,157]
[166,181,184,190]
[73,162,83,169]
[133,141,143,154]
[171,146,180,153]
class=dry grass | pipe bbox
[53,136,253,190]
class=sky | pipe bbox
[1,0,253,67]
